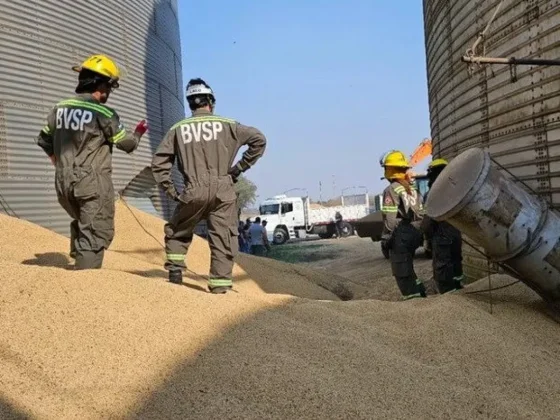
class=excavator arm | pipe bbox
[409,138,432,167]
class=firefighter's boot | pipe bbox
[169,270,183,285]
[209,286,232,294]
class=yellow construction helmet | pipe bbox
[72,55,120,87]
[379,150,410,168]
[428,158,448,169]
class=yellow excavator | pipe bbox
[353,138,433,258]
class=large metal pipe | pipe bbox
[426,148,547,261]
[426,147,560,311]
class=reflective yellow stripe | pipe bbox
[57,100,113,118]
[171,116,235,130]
[110,129,127,143]
[403,293,423,301]
[208,278,233,287]
[382,206,398,213]
[42,126,52,134]
[166,254,185,261]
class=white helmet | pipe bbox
[186,83,214,98]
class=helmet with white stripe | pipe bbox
[185,78,216,110]
[186,83,214,98]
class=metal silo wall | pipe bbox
[0,0,185,235]
[423,0,560,281]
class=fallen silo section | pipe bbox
[0,0,184,235]
[427,147,560,311]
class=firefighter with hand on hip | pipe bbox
[380,150,427,300]
[151,78,266,294]
[422,158,465,293]
[36,54,148,270]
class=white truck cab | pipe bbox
[258,193,370,245]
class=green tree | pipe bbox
[235,175,258,211]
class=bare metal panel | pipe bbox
[0,0,185,236]
[423,0,560,281]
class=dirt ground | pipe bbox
[267,236,436,301]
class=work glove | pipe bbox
[163,185,180,202]
[134,120,148,137]
[228,165,242,183]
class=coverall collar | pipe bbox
[192,109,213,117]
[75,93,99,103]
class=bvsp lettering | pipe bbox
[181,122,223,144]
[56,108,93,131]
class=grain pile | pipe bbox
[1,200,560,419]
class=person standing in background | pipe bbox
[334,211,344,239]
[238,220,248,254]
[248,217,267,256]
[262,220,272,255]
[422,158,465,293]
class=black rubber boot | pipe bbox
[418,282,427,298]
[169,270,183,285]
[209,286,232,294]
[381,241,390,260]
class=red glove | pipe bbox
[135,120,148,136]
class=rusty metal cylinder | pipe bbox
[426,148,548,261]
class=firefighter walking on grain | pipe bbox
[36,55,148,270]
[422,159,465,293]
[151,78,266,293]
[380,150,427,300]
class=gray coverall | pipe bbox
[422,191,464,293]
[151,109,266,290]
[381,181,426,299]
[36,94,140,269]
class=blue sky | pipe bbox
[177,0,430,203]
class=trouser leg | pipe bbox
[206,199,238,289]
[251,245,266,256]
[452,234,465,288]
[73,192,115,270]
[391,250,423,299]
[70,220,79,259]
[164,201,202,272]
[56,187,80,262]
[391,224,425,300]
[432,240,457,294]
[381,239,391,259]
[75,249,105,270]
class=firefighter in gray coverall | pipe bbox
[151,78,266,294]
[422,158,465,293]
[380,150,427,300]
[36,54,147,270]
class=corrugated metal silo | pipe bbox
[423,0,560,280]
[0,0,185,234]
